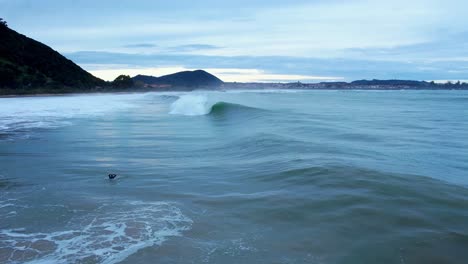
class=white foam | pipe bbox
[0,198,20,219]
[0,93,147,135]
[0,201,192,264]
[0,203,15,209]
[169,95,211,116]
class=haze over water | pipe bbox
[1,89,468,263]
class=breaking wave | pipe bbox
[169,95,263,116]
[169,95,210,116]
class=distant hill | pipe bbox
[133,70,223,89]
[0,21,105,93]
[350,79,430,87]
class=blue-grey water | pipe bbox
[1,90,468,264]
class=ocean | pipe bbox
[1,90,467,263]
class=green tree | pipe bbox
[112,75,134,88]
[0,18,7,27]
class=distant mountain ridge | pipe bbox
[0,22,105,92]
[350,79,429,86]
[224,79,468,90]
[133,70,223,89]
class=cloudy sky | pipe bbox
[3,0,468,82]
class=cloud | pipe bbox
[341,31,468,61]
[167,44,222,53]
[9,0,468,58]
[67,51,468,81]
[123,43,158,48]
[6,0,465,80]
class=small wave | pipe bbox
[203,133,307,160]
[0,120,73,131]
[0,201,192,264]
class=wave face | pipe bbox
[1,90,468,263]
[209,102,263,115]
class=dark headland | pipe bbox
[0,19,223,95]
[0,19,467,96]
[0,19,104,94]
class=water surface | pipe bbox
[1,90,468,263]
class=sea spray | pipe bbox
[169,95,211,116]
